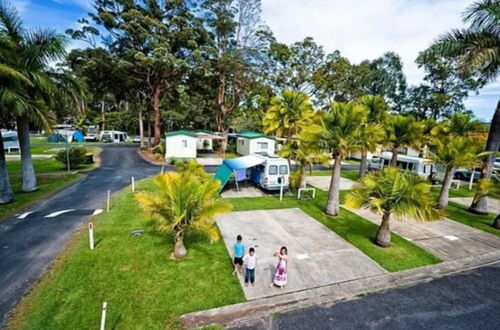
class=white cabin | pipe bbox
[236,131,275,156]
[165,130,197,159]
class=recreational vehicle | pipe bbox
[368,152,434,178]
[251,154,290,191]
[85,126,99,142]
[100,130,128,143]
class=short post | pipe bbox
[161,165,165,173]
[100,302,107,330]
[88,222,94,250]
[106,190,110,212]
[469,169,475,190]
[279,176,284,202]
[131,176,135,192]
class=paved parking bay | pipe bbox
[306,176,356,191]
[216,208,387,300]
[344,206,500,261]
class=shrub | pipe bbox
[152,143,165,155]
[55,146,88,169]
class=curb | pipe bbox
[136,148,167,166]
[181,250,500,329]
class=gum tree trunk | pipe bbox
[376,212,391,247]
[16,115,38,192]
[0,133,14,204]
[470,101,500,215]
[325,154,342,216]
[152,84,161,147]
[359,150,368,178]
[437,166,454,209]
[138,101,145,148]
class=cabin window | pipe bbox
[279,165,288,175]
[257,142,268,150]
[182,140,188,148]
[268,165,278,175]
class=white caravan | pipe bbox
[368,152,434,178]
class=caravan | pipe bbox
[368,152,434,179]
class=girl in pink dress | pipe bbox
[272,246,288,289]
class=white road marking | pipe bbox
[44,209,75,218]
[92,209,103,216]
[444,235,460,241]
[18,212,33,219]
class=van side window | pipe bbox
[269,165,278,175]
[279,165,288,175]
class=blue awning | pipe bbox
[222,155,266,170]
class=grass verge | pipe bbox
[7,179,244,330]
[446,202,499,237]
[0,174,81,220]
[228,189,441,272]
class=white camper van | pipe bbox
[368,152,434,178]
[251,154,290,191]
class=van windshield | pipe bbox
[269,165,278,175]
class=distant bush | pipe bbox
[152,143,165,155]
[56,146,88,169]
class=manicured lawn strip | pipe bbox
[7,158,65,175]
[229,190,441,272]
[0,174,81,220]
[310,169,359,181]
[8,179,244,330]
[430,185,477,198]
[445,202,499,237]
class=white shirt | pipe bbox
[243,254,257,269]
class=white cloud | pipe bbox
[261,0,498,120]
[11,0,30,14]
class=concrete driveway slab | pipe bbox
[216,208,387,300]
[344,206,500,261]
[306,176,356,191]
[450,197,500,214]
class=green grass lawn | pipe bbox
[445,202,499,237]
[0,174,81,220]
[229,189,441,272]
[310,169,359,181]
[8,179,244,330]
[6,158,66,175]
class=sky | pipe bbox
[11,0,499,121]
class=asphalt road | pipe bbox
[241,263,500,330]
[0,145,164,326]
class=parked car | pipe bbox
[132,135,142,143]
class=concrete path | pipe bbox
[306,176,357,191]
[221,186,267,198]
[344,206,500,261]
[216,208,386,300]
[450,197,500,214]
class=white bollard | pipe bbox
[131,176,135,192]
[107,190,110,212]
[88,222,94,250]
[469,169,475,190]
[279,177,284,202]
[161,165,165,173]
[100,302,107,330]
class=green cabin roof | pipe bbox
[237,131,275,140]
[165,130,197,138]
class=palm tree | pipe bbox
[303,101,368,216]
[135,161,232,259]
[0,131,15,203]
[473,177,500,228]
[279,134,329,189]
[0,1,65,192]
[429,136,485,209]
[427,0,500,214]
[263,90,314,142]
[346,167,441,247]
[386,115,424,166]
[356,95,389,178]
